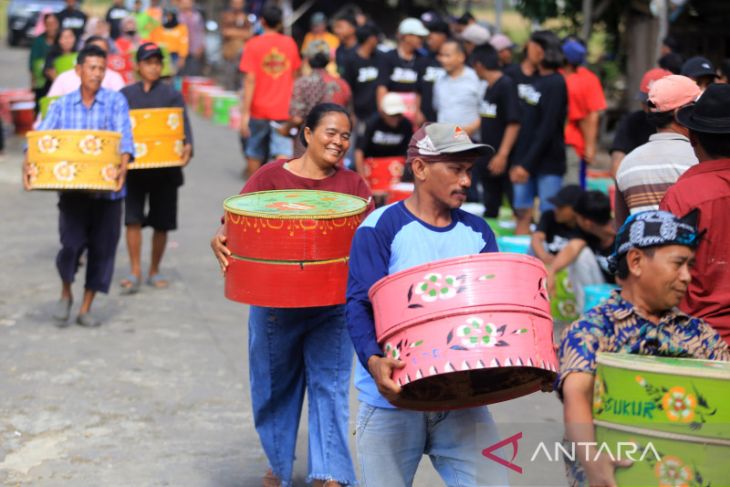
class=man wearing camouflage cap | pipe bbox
[346,123,508,485]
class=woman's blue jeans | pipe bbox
[248,304,357,486]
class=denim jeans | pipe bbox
[512,174,563,212]
[355,402,509,487]
[248,305,357,486]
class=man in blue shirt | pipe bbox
[346,123,508,486]
[23,45,134,328]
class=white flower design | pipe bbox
[455,317,499,348]
[135,142,148,158]
[166,112,181,131]
[78,135,103,156]
[100,164,118,182]
[413,273,459,302]
[37,134,59,154]
[384,342,400,360]
[52,161,76,182]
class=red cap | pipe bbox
[638,68,672,100]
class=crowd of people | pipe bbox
[16,1,730,486]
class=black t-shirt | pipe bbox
[610,109,656,155]
[511,71,567,176]
[536,210,583,254]
[357,113,413,158]
[479,74,520,157]
[342,50,381,120]
[335,44,357,76]
[106,6,129,40]
[57,8,88,39]
[376,48,421,94]
[121,80,194,186]
[416,53,445,122]
[583,233,616,284]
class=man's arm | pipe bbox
[490,122,520,176]
[346,225,404,401]
[530,231,553,264]
[546,239,587,295]
[112,94,135,190]
[239,72,255,139]
[613,187,630,229]
[579,111,601,164]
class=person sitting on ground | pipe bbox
[546,190,615,310]
[557,210,729,487]
[614,75,700,226]
[531,184,584,265]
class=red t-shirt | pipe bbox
[239,32,302,120]
[660,158,730,344]
[562,66,606,157]
[241,159,374,213]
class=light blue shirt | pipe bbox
[39,87,134,199]
[433,66,485,129]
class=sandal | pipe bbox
[146,273,169,289]
[120,274,141,295]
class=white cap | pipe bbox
[381,92,407,116]
[461,24,490,46]
[490,33,514,51]
[398,18,429,37]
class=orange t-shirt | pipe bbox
[239,32,302,120]
[149,24,189,58]
[563,66,606,157]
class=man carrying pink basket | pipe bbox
[346,123,508,486]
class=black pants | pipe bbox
[56,194,123,293]
[482,171,513,218]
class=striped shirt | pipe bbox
[39,88,134,200]
[615,132,697,216]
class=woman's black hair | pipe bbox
[300,103,352,148]
[308,51,329,69]
[646,109,675,129]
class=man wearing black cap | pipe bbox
[557,210,729,487]
[660,83,730,344]
[119,42,193,293]
[417,17,448,123]
[347,123,507,485]
[681,56,718,90]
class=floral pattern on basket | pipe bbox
[37,134,59,154]
[653,455,694,487]
[78,134,103,156]
[100,164,118,183]
[446,317,528,351]
[52,161,76,182]
[167,112,181,131]
[409,273,466,305]
[135,142,148,158]
[635,376,716,428]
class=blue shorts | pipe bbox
[241,118,293,162]
[513,173,563,212]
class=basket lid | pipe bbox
[597,352,730,379]
[224,190,368,220]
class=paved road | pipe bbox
[0,45,566,486]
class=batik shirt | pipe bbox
[558,290,729,393]
[557,290,729,487]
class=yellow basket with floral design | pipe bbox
[128,107,185,169]
[26,130,122,191]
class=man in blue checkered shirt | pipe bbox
[23,44,134,328]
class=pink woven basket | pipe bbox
[369,253,558,411]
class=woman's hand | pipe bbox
[210,225,231,274]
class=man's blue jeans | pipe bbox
[355,402,509,486]
[249,305,357,486]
